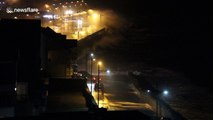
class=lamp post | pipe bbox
[90,53,94,93]
[156,81,169,120]
[97,61,102,107]
[155,78,159,120]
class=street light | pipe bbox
[97,61,102,107]
[156,88,170,120]
[106,69,110,74]
[156,79,159,120]
[90,53,95,93]
[163,90,169,96]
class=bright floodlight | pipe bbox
[98,61,102,66]
[65,10,73,15]
[147,90,150,93]
[45,4,50,8]
[77,19,83,28]
[43,14,55,19]
[90,53,94,57]
[163,90,169,95]
[106,70,110,74]
[92,13,98,19]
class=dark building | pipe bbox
[41,27,77,78]
[0,19,78,117]
[0,19,41,116]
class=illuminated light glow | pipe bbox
[87,83,95,92]
[88,9,93,13]
[77,19,83,28]
[40,2,105,40]
[14,16,18,19]
[92,13,98,19]
[90,53,94,57]
[65,10,73,15]
[45,4,50,8]
[80,31,86,36]
[14,88,17,91]
[106,70,110,74]
[98,61,102,66]
[53,26,61,33]
[147,90,150,93]
[163,90,169,95]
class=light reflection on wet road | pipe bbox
[87,74,153,112]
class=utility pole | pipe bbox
[97,61,102,108]
[156,78,159,120]
[97,63,100,107]
[90,53,94,93]
[85,50,88,72]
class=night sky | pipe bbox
[88,0,213,88]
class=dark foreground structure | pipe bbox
[0,19,77,117]
[1,110,152,120]
[0,19,156,120]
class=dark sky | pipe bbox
[86,0,213,87]
[10,0,212,17]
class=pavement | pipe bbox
[87,74,155,118]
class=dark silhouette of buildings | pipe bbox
[0,19,77,117]
[41,27,77,78]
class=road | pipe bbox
[87,74,155,115]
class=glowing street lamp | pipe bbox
[106,69,110,74]
[90,53,95,93]
[97,61,102,107]
[45,4,50,9]
[65,10,73,15]
[163,90,169,96]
